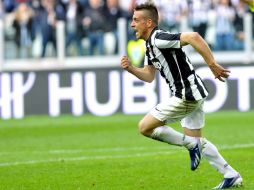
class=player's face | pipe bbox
[131,11,149,40]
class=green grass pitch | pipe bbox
[0,111,253,190]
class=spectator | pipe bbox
[82,0,107,55]
[122,0,137,41]
[64,0,85,56]
[3,0,16,13]
[188,0,211,39]
[157,0,188,32]
[104,0,128,54]
[0,0,5,19]
[38,0,65,57]
[13,2,35,58]
[214,0,236,51]
[79,0,89,7]
[240,0,254,12]
[30,0,43,57]
[233,1,247,50]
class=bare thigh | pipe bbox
[138,113,165,136]
[139,113,202,137]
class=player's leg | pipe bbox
[182,100,242,188]
[138,112,164,137]
[201,138,239,177]
[202,138,242,189]
[183,128,201,137]
[139,113,198,147]
[138,96,200,148]
[181,103,204,171]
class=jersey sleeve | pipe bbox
[154,32,181,49]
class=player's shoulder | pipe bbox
[154,29,181,41]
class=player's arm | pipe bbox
[180,32,230,82]
[121,56,156,83]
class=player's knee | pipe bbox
[138,120,150,137]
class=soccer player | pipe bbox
[121,2,243,189]
[241,0,254,12]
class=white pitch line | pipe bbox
[1,142,254,156]
[0,151,176,167]
[49,143,254,154]
[0,143,253,167]
[0,146,177,155]
[219,143,254,150]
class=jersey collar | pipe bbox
[146,26,158,43]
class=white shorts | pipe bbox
[150,96,205,129]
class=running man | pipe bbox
[121,2,243,189]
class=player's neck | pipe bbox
[144,26,157,41]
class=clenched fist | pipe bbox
[121,56,133,72]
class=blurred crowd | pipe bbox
[0,0,253,59]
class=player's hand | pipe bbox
[209,63,230,82]
[121,56,133,72]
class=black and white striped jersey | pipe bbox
[144,27,208,101]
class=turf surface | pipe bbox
[0,111,253,190]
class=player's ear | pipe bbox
[146,18,153,27]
